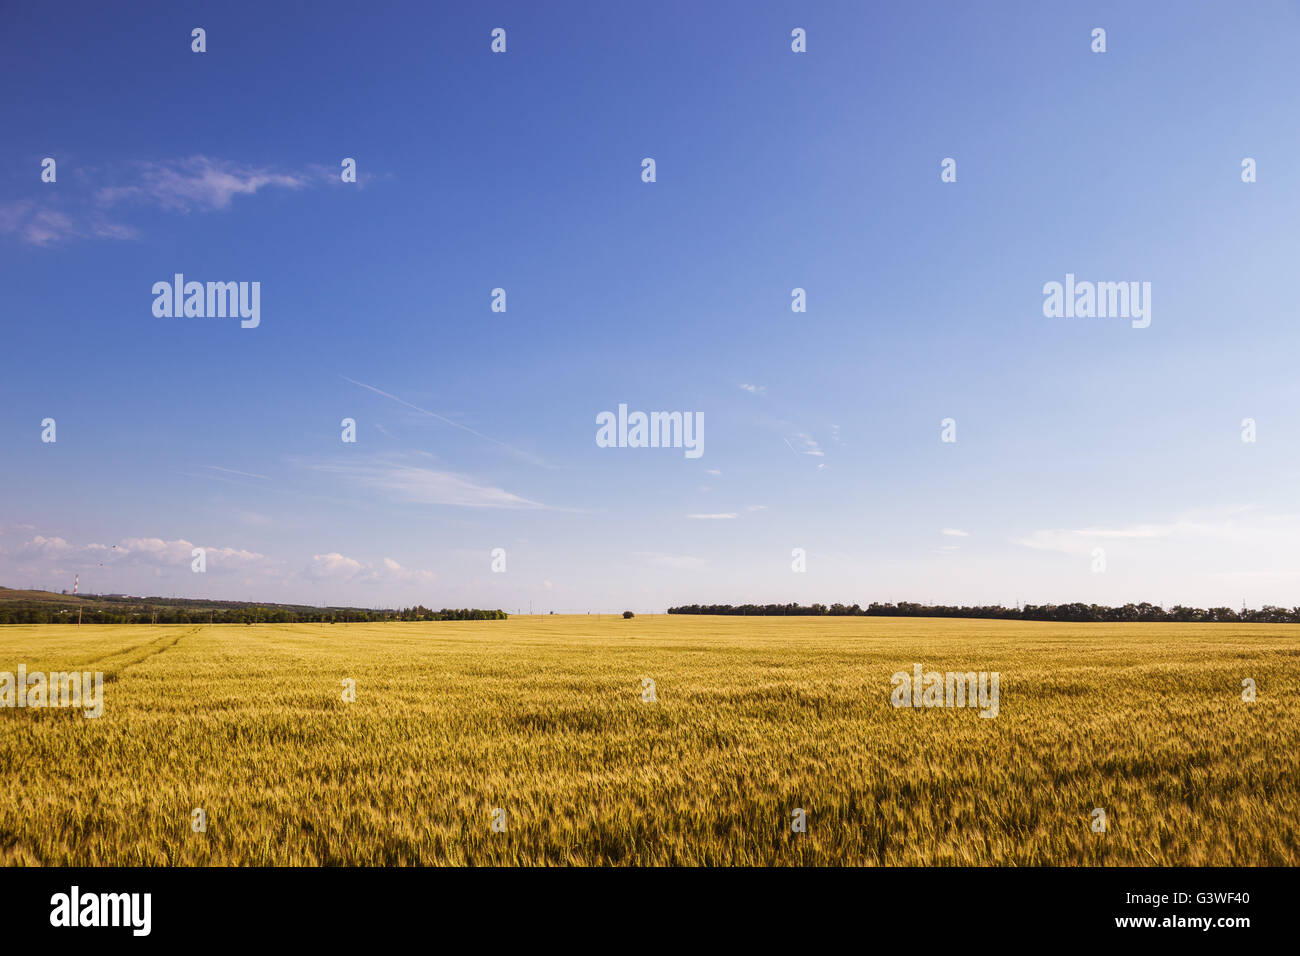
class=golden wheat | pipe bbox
[0,615,1296,865]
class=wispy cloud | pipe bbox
[739,383,766,395]
[3,156,318,246]
[0,199,137,246]
[686,513,737,520]
[1017,522,1180,554]
[789,432,824,457]
[634,551,707,570]
[941,528,970,537]
[97,157,307,212]
[1015,508,1295,556]
[312,457,552,510]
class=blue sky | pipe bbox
[3,0,1299,611]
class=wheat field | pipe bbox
[0,615,1296,866]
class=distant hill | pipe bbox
[0,587,505,624]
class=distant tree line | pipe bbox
[0,590,508,625]
[0,606,375,625]
[667,602,1300,623]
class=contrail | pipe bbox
[340,375,548,466]
[204,465,270,480]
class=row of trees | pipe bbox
[392,606,508,621]
[0,603,508,625]
[667,602,1300,623]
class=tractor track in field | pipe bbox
[97,626,200,684]
[78,628,184,666]
[0,627,201,721]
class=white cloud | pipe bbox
[311,553,435,585]
[25,535,73,554]
[15,534,264,572]
[941,528,970,537]
[375,557,435,584]
[306,553,363,580]
[2,530,442,601]
[120,537,264,568]
[687,513,737,520]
